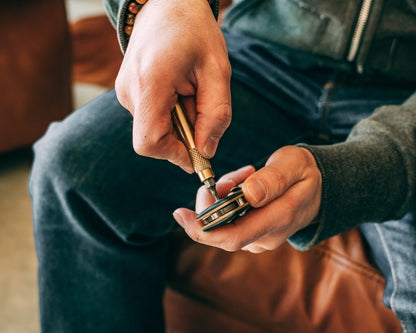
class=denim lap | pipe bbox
[30,36,416,331]
[29,81,308,332]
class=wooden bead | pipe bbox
[128,2,140,14]
[126,14,135,25]
[124,25,133,36]
[136,0,148,5]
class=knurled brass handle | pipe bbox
[172,101,215,183]
[189,147,212,174]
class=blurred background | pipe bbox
[0,1,120,332]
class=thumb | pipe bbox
[242,146,312,208]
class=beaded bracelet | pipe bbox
[123,0,219,41]
[124,0,148,38]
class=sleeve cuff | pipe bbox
[289,127,410,249]
[117,0,133,54]
[289,92,416,250]
[288,222,322,251]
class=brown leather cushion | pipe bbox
[0,0,72,152]
[165,228,401,332]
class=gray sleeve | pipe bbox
[103,0,131,53]
[289,90,416,250]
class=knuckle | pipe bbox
[218,59,232,81]
[186,229,198,242]
[132,141,149,156]
[192,232,205,245]
[132,140,157,157]
[132,117,171,157]
[223,244,240,252]
[209,102,232,134]
[215,107,232,129]
[270,172,285,196]
[260,167,285,200]
[223,238,243,252]
[132,132,156,156]
[279,205,296,229]
[207,53,231,76]
[181,221,200,241]
[114,77,129,110]
[214,53,231,76]
[259,176,272,203]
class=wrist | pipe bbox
[117,0,220,53]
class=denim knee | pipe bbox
[29,96,181,244]
[29,89,130,203]
[30,121,76,200]
[30,115,169,333]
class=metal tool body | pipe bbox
[172,100,251,231]
[172,101,219,200]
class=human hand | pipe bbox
[173,146,322,253]
[115,0,232,173]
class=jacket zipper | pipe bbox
[346,0,374,67]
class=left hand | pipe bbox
[173,146,322,253]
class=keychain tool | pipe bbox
[196,186,251,231]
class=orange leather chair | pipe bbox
[164,228,401,332]
[0,0,71,153]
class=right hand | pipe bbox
[115,0,232,172]
[174,146,322,253]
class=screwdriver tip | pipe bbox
[204,178,219,201]
[208,186,220,201]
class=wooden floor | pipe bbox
[0,149,38,333]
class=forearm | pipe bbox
[290,90,416,250]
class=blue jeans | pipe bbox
[30,32,415,332]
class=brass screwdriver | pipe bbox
[172,101,220,201]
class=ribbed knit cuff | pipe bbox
[289,134,408,250]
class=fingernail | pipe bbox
[172,211,184,225]
[245,178,267,203]
[203,137,217,158]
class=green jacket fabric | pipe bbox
[104,0,416,250]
